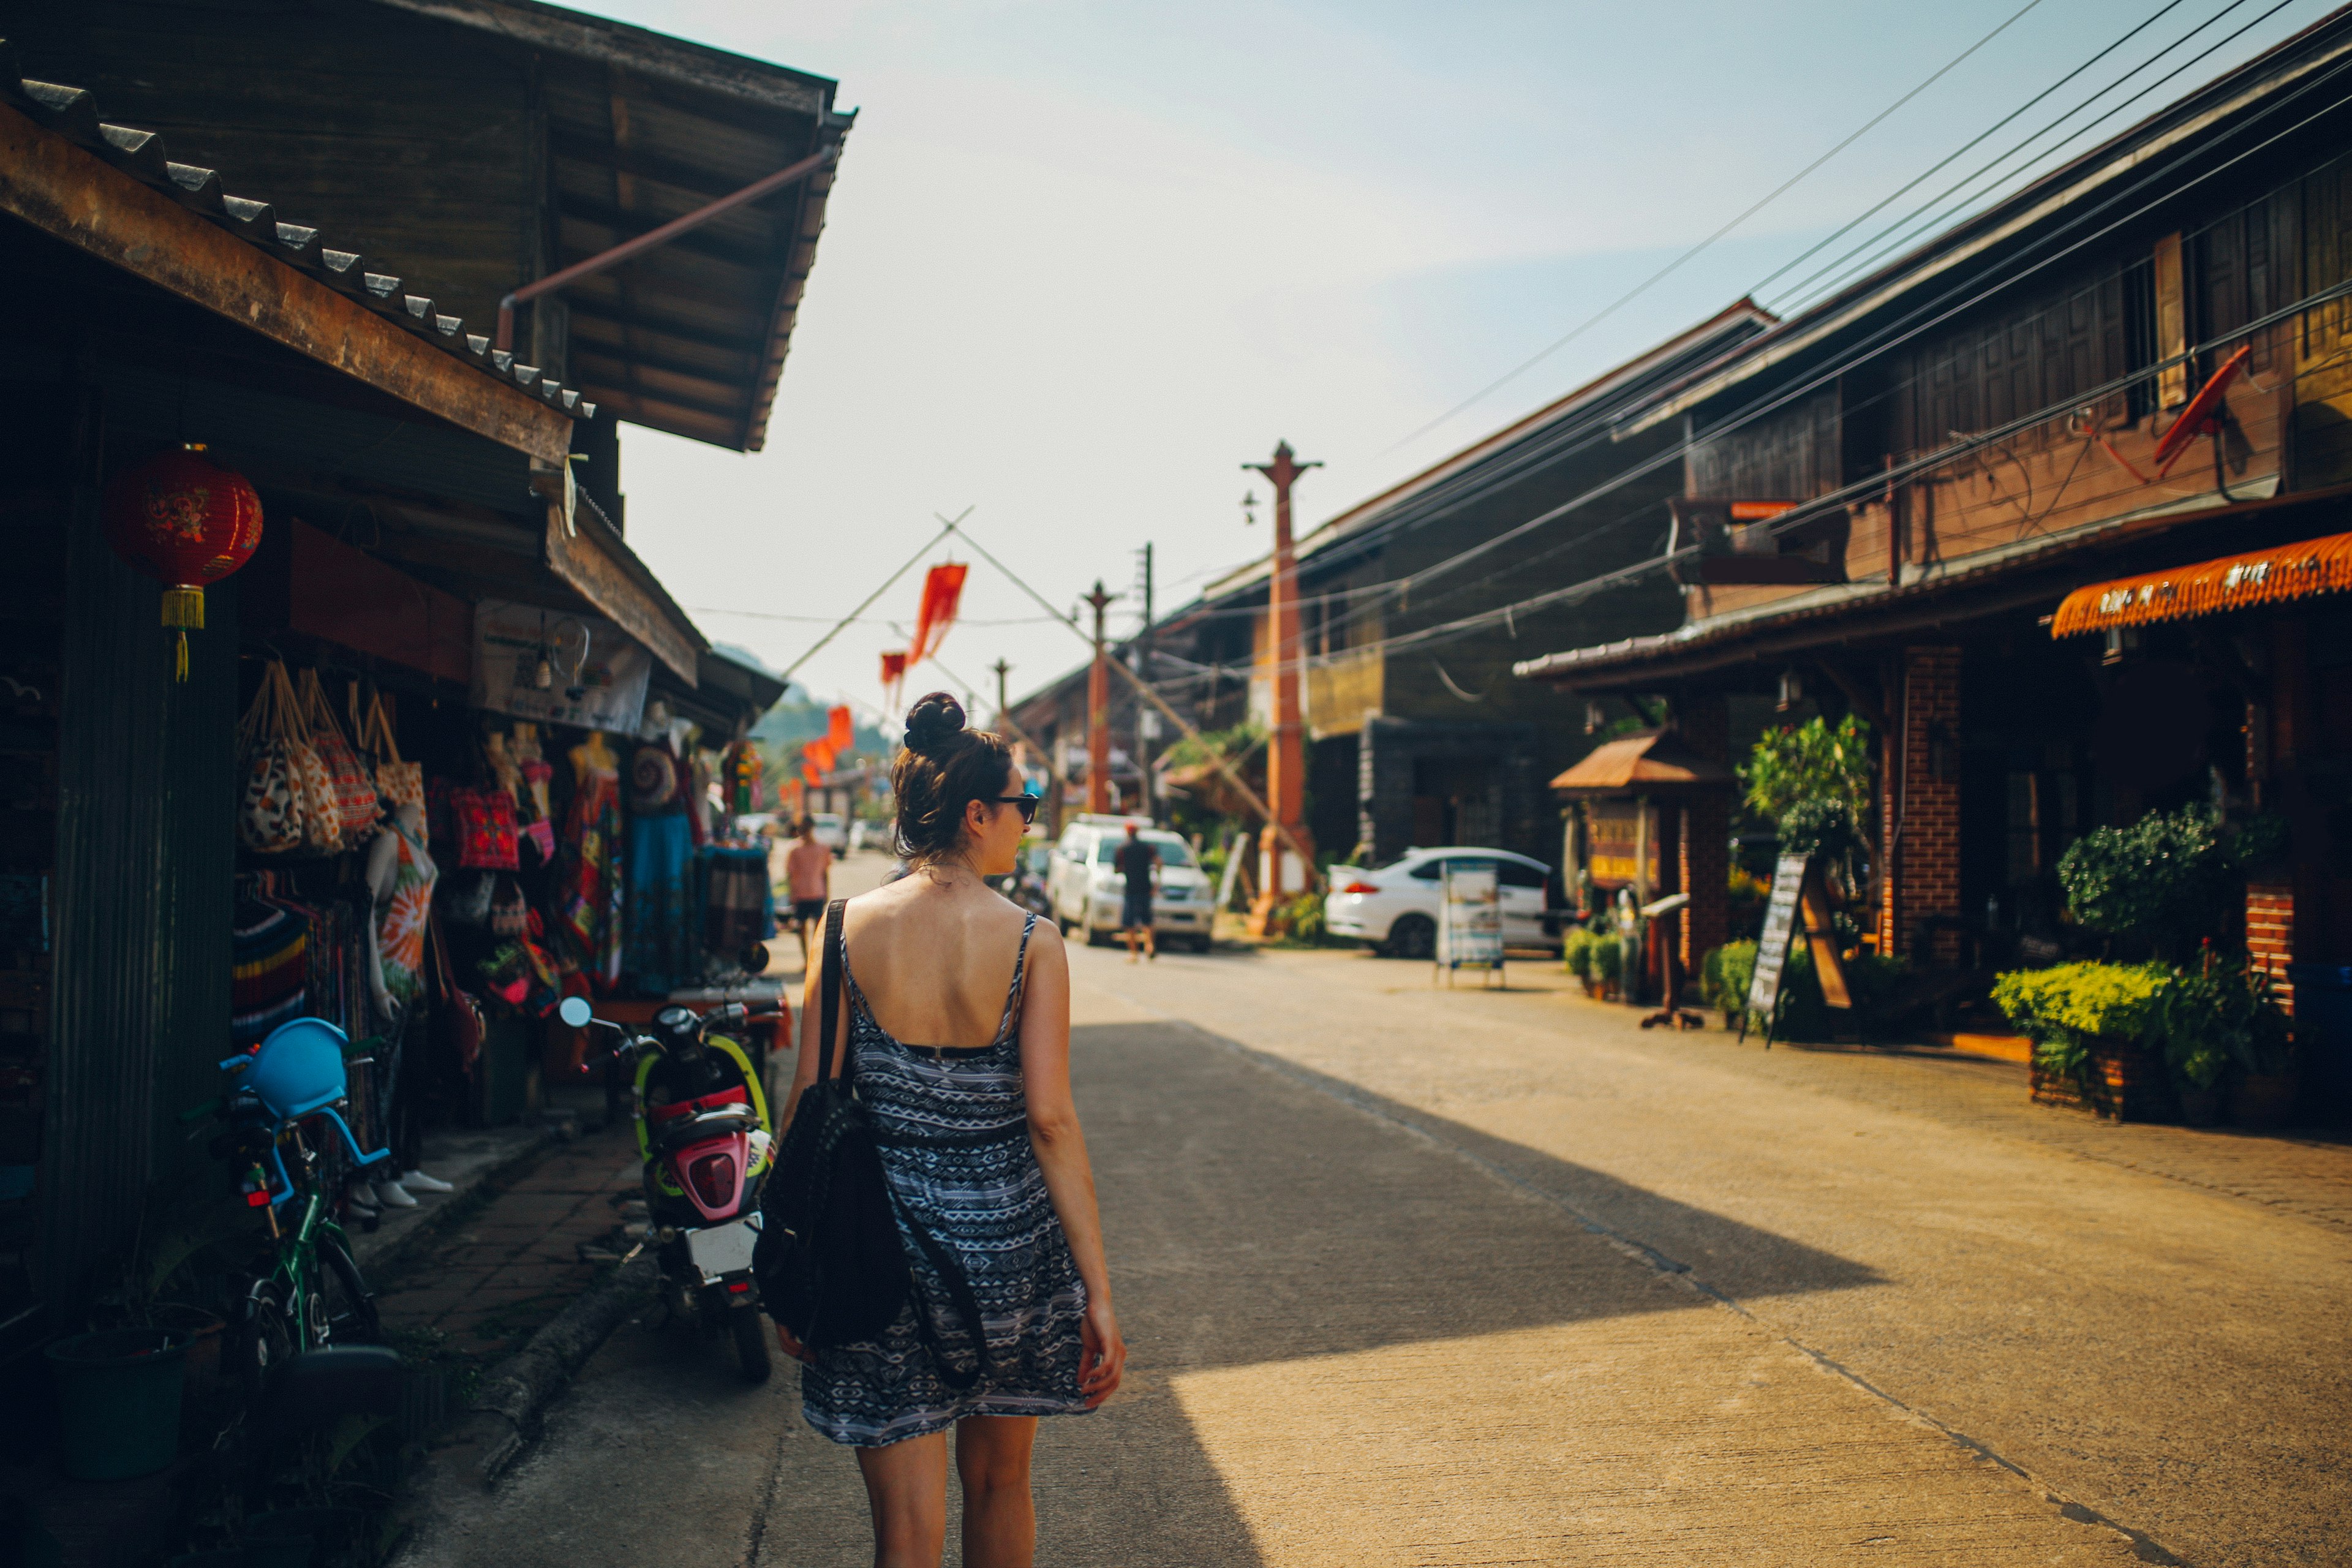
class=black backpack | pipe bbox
[755,900,989,1388]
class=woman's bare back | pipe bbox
[843,872,1033,1049]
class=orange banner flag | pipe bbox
[827,704,854,753]
[909,562,968,665]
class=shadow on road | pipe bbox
[1030,1019,1883,1563]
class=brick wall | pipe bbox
[2247,881,2294,1016]
[1880,646,1964,966]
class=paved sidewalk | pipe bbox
[375,1120,639,1363]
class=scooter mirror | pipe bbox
[557,996,594,1028]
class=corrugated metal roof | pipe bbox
[360,0,854,451]
[0,40,595,423]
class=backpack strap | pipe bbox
[816,898,846,1091]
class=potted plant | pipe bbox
[2160,953,2293,1126]
[1563,927,1596,993]
[1588,929,1623,1001]
[1993,961,2173,1120]
[1703,940,1757,1028]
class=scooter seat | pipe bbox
[653,1109,752,1154]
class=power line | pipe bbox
[775,511,964,682]
[1772,0,2307,314]
[1297,56,2352,657]
[1747,0,2219,306]
[1378,0,2051,459]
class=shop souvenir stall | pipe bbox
[1551,729,1736,1008]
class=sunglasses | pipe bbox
[996,793,1041,824]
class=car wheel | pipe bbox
[1385,913,1436,960]
[1190,935,1215,954]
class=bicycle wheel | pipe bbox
[314,1230,381,1347]
[233,1276,297,1403]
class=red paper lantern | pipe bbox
[101,444,263,679]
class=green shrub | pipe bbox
[2056,808,2287,961]
[2162,960,2292,1085]
[1702,941,1756,1021]
[1563,926,1596,982]
[1279,891,1326,944]
[1992,960,2172,1084]
[1589,931,1623,983]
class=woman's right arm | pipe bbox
[1018,927,1126,1407]
[772,922,837,1363]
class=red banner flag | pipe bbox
[827,704,854,753]
[802,738,837,778]
[908,562,968,665]
[880,650,908,713]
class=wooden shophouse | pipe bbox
[1513,7,2352,1074]
[0,4,840,1373]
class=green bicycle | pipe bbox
[208,1039,383,1398]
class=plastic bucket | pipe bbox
[44,1329,185,1480]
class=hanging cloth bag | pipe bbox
[356,692,424,813]
[301,670,382,844]
[268,664,342,854]
[236,662,310,854]
[452,785,521,871]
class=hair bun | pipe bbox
[903,691,967,756]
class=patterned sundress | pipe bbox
[801,913,1091,1447]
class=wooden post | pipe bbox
[1084,581,1115,815]
[1245,441,1321,930]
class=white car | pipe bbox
[1322,846,1556,959]
[1047,815,1215,951]
[809,811,846,858]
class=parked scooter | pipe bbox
[558,995,780,1382]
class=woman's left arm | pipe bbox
[1019,927,1126,1406]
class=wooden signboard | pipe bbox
[1740,853,1850,1046]
[1438,860,1504,987]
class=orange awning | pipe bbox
[2051,531,2352,637]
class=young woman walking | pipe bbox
[777,692,1125,1568]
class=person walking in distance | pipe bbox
[785,816,831,970]
[778,692,1125,1568]
[1115,822,1158,963]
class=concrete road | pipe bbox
[401,936,2351,1567]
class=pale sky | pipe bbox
[587,0,2323,720]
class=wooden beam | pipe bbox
[541,499,700,682]
[0,104,573,467]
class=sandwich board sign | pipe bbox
[1740,852,1850,1046]
[1438,860,1504,986]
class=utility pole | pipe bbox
[1083,581,1116,815]
[1244,440,1320,932]
[1134,543,1155,823]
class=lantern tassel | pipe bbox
[175,629,189,684]
[160,586,205,630]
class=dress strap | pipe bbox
[993,913,1039,1044]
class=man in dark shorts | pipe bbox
[785,816,832,968]
[1115,822,1158,962]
